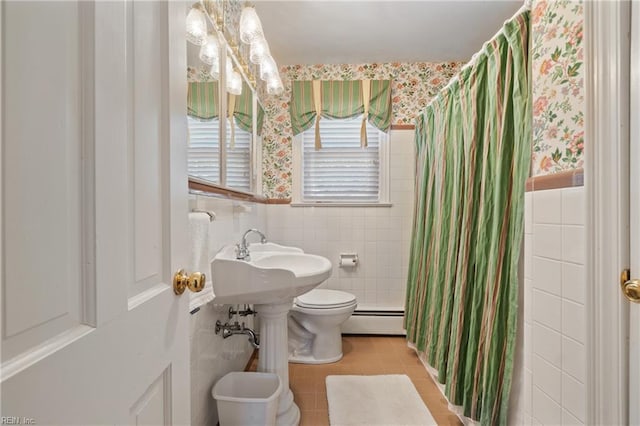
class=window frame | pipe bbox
[291,117,390,207]
[187,115,222,184]
[224,119,253,192]
[186,95,261,194]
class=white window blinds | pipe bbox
[302,116,381,202]
[187,116,220,183]
[226,120,251,192]
[187,116,251,191]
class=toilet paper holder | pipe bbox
[339,253,358,267]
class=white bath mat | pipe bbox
[325,374,437,426]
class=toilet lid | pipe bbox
[294,289,356,309]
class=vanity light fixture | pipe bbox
[199,33,220,65]
[187,2,284,96]
[249,37,270,65]
[209,57,220,81]
[228,71,243,95]
[226,61,243,96]
[266,75,284,96]
[239,6,264,45]
[239,5,283,94]
[186,6,208,46]
[259,55,277,81]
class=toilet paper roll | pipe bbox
[339,254,358,267]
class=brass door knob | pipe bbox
[173,269,206,295]
[622,279,640,303]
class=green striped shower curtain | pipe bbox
[405,11,529,425]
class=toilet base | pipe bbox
[288,352,343,364]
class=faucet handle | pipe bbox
[235,243,250,261]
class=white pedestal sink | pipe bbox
[211,243,332,426]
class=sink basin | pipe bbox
[210,243,332,305]
[247,242,304,254]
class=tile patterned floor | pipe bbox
[248,335,462,426]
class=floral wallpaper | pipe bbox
[187,66,217,83]
[531,0,584,176]
[260,62,462,198]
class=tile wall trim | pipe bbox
[390,124,416,130]
[265,198,292,204]
[526,168,584,192]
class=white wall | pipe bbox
[188,196,267,426]
[266,130,415,310]
[520,187,587,425]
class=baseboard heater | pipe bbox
[342,309,406,335]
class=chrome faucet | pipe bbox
[236,229,267,260]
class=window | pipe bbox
[187,116,252,192]
[187,116,220,183]
[293,115,389,205]
[225,120,251,192]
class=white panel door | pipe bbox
[630,1,640,424]
[0,1,192,424]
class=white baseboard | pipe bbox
[342,312,406,335]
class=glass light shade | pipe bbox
[209,58,220,80]
[227,71,243,95]
[259,56,278,81]
[199,34,219,65]
[249,37,270,65]
[186,8,208,46]
[266,75,284,96]
[239,7,264,45]
[225,61,233,81]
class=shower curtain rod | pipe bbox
[423,0,531,109]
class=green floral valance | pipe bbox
[290,80,391,147]
[187,81,263,135]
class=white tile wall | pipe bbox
[533,354,562,402]
[562,373,586,422]
[266,130,415,310]
[532,257,562,296]
[532,289,562,330]
[189,196,267,426]
[532,323,562,367]
[521,187,587,425]
[532,224,563,260]
[533,386,563,425]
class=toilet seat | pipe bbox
[289,288,357,364]
[294,289,356,309]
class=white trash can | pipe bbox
[212,371,282,426]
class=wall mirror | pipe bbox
[223,77,263,193]
[187,43,222,186]
[186,0,276,198]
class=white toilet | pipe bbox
[288,288,357,364]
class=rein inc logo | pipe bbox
[1,418,35,425]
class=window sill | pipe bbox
[188,177,267,203]
[289,202,393,208]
